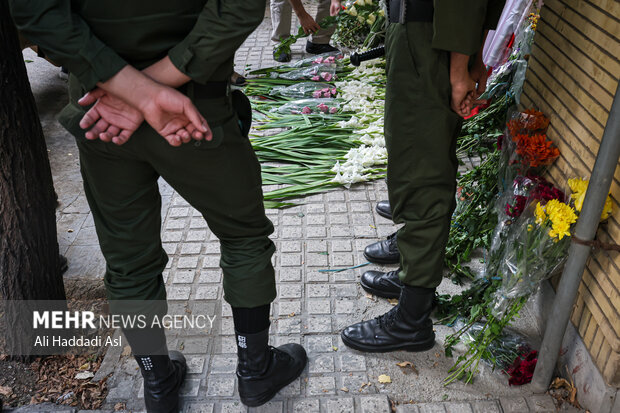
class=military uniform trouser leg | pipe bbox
[60,79,276,311]
[384,22,462,289]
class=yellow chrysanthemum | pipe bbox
[568,177,613,220]
[535,202,547,225]
[568,178,588,195]
[545,199,577,240]
[602,196,613,220]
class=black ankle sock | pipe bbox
[232,304,270,334]
[123,326,167,356]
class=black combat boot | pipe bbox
[134,351,187,413]
[375,200,392,220]
[363,232,400,264]
[123,326,187,413]
[236,328,307,407]
[340,285,436,352]
[360,269,403,298]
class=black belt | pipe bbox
[388,0,434,24]
[179,81,229,99]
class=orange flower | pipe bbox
[512,133,559,167]
[506,109,550,138]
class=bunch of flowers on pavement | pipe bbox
[499,109,559,188]
[244,59,387,207]
[270,82,337,99]
[441,173,612,386]
[485,174,566,279]
[332,0,386,50]
[272,98,341,115]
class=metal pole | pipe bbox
[531,81,620,392]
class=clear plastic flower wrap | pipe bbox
[485,175,566,278]
[271,98,341,115]
[277,64,337,81]
[270,82,337,99]
[453,318,532,371]
[498,108,557,192]
[490,199,576,318]
[285,52,343,68]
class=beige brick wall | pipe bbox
[520,0,620,386]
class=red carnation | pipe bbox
[506,350,538,386]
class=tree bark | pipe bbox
[0,2,67,359]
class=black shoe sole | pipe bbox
[239,353,308,407]
[376,208,393,220]
[359,278,401,299]
[340,331,436,353]
[362,251,400,265]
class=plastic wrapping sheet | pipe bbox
[271,98,341,114]
[278,64,337,81]
[454,318,532,371]
[490,205,571,317]
[483,0,534,67]
[283,51,343,69]
[485,175,566,279]
[270,82,337,99]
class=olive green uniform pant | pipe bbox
[384,22,463,288]
[59,77,276,309]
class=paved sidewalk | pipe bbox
[19,3,580,413]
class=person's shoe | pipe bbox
[236,328,307,407]
[375,200,392,220]
[273,48,291,63]
[341,286,436,353]
[136,351,187,413]
[305,41,339,55]
[360,269,403,299]
[363,232,400,264]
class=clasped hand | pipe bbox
[450,50,489,118]
[77,66,212,146]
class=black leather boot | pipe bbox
[236,328,307,407]
[360,269,403,298]
[375,200,392,220]
[363,232,400,264]
[135,351,187,413]
[340,286,436,353]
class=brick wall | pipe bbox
[521,0,620,386]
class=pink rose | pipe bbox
[317,103,329,113]
[320,72,333,81]
[313,57,324,64]
[301,106,312,114]
[312,90,322,98]
[330,88,337,96]
[329,107,338,114]
[311,75,320,81]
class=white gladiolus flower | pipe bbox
[367,13,376,25]
[347,6,358,16]
[330,61,387,186]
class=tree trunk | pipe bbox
[0,2,67,359]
